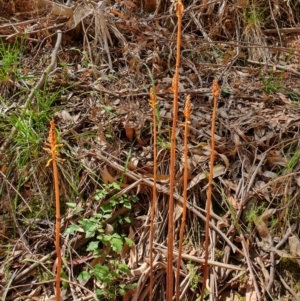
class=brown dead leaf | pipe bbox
[1,165,8,173]
[68,255,93,265]
[263,92,270,101]
[255,219,270,240]
[261,170,277,180]
[187,165,225,190]
[130,262,149,276]
[125,127,135,142]
[217,218,229,229]
[100,167,116,184]
[28,286,41,298]
[228,195,240,210]
[223,179,238,191]
[109,8,125,19]
[260,208,277,221]
[255,209,277,241]
[266,150,287,168]
[174,202,183,222]
[123,289,136,301]
[277,92,291,104]
[122,0,137,9]
[245,279,258,301]
[136,137,147,146]
[55,109,80,124]
[98,123,107,143]
[145,173,170,183]
[128,157,139,171]
[289,235,300,257]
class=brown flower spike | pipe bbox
[44,119,63,301]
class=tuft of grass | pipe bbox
[284,148,300,173]
[244,6,265,28]
[246,202,266,229]
[3,88,65,171]
[0,37,25,84]
[260,72,284,94]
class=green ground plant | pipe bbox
[288,91,300,103]
[244,6,265,28]
[284,147,300,173]
[187,262,209,301]
[0,37,25,84]
[4,87,67,168]
[260,72,284,94]
[65,182,137,300]
[246,203,266,228]
[246,202,278,233]
[187,262,201,291]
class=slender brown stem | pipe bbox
[149,88,158,301]
[44,120,63,301]
[53,156,61,301]
[167,2,184,301]
[200,79,220,301]
[175,95,191,301]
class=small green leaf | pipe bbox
[119,287,126,296]
[87,241,99,252]
[94,264,111,282]
[96,289,105,297]
[86,230,96,238]
[103,213,112,219]
[101,203,113,213]
[222,87,231,94]
[124,216,131,223]
[111,182,120,190]
[66,202,76,208]
[61,270,69,289]
[102,105,113,112]
[110,236,123,252]
[128,283,137,290]
[95,189,107,201]
[103,234,112,242]
[77,271,91,281]
[123,201,132,209]
[130,195,138,202]
[64,224,82,235]
[118,263,129,274]
[73,207,83,215]
[124,237,133,247]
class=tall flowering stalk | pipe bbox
[175,95,191,301]
[167,1,184,300]
[149,87,158,301]
[200,79,220,301]
[44,120,64,301]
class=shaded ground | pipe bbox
[1,0,300,300]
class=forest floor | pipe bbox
[1,0,300,300]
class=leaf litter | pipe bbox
[1,0,300,300]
